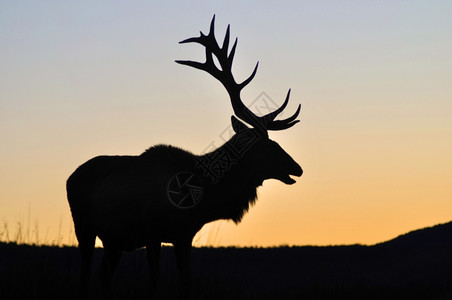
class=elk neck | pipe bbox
[195,131,265,223]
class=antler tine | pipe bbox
[263,89,291,121]
[239,62,259,90]
[266,104,301,131]
[222,25,230,54]
[177,17,219,76]
[260,89,301,130]
[176,16,231,80]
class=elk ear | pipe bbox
[231,116,250,134]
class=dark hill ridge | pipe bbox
[378,220,452,249]
[1,221,451,300]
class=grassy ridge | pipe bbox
[1,221,452,300]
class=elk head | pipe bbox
[176,16,302,185]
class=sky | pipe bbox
[0,1,451,247]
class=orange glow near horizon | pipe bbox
[1,2,451,248]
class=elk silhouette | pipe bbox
[67,16,302,298]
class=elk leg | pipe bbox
[174,240,192,300]
[146,241,161,297]
[78,233,96,297]
[98,246,122,299]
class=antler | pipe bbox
[176,15,300,132]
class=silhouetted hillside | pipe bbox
[1,221,451,300]
[380,220,452,249]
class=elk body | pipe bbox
[67,16,302,298]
